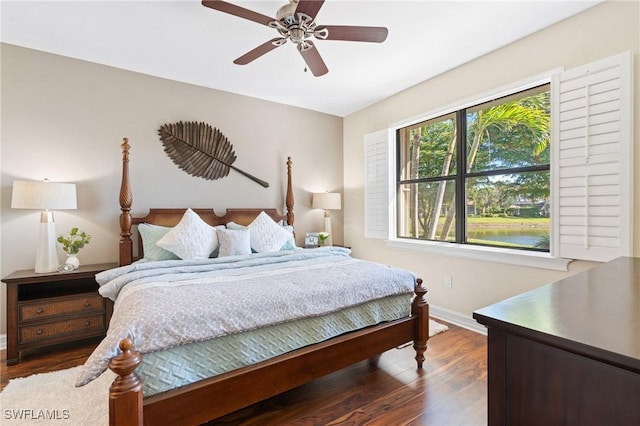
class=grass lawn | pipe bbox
[466,216,549,229]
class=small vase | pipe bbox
[65,255,80,270]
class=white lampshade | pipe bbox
[312,192,341,210]
[11,180,77,210]
[11,179,77,273]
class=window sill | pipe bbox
[386,239,572,271]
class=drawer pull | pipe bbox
[84,321,91,327]
[36,307,44,314]
[36,329,43,335]
[84,301,91,307]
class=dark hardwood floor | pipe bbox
[1,321,487,425]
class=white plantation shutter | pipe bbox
[364,129,391,239]
[552,51,633,261]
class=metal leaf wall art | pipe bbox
[158,121,269,188]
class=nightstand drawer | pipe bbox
[19,314,105,343]
[19,293,103,322]
[3,262,117,365]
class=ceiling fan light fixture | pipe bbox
[290,27,305,43]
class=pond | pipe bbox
[467,228,548,248]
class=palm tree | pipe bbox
[435,96,550,240]
[426,128,456,239]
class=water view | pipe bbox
[467,228,548,248]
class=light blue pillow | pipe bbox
[138,223,180,261]
[226,222,247,231]
[280,225,297,250]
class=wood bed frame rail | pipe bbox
[109,138,429,425]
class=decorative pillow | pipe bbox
[227,220,295,251]
[248,211,294,253]
[217,228,251,257]
[157,208,220,260]
[208,225,226,258]
[138,223,180,261]
[225,221,247,231]
[280,225,297,250]
[226,222,256,253]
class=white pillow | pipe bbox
[217,228,251,257]
[248,211,293,253]
[157,208,220,260]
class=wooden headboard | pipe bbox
[118,138,294,266]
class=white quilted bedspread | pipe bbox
[76,247,416,386]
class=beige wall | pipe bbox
[0,44,344,334]
[343,0,640,319]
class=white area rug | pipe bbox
[1,319,448,425]
[429,318,449,336]
[0,367,115,425]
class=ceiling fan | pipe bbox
[201,0,388,77]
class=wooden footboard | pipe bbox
[108,280,429,426]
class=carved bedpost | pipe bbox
[412,278,429,368]
[119,138,133,266]
[286,157,294,226]
[109,338,143,426]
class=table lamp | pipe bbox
[11,179,77,273]
[312,192,341,246]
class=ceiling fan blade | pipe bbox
[201,0,274,26]
[298,42,328,77]
[234,38,286,65]
[316,25,388,43]
[295,0,325,20]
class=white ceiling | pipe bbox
[1,0,601,117]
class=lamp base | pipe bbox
[35,212,60,273]
[324,212,333,246]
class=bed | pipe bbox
[97,138,429,426]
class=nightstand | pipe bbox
[2,262,117,365]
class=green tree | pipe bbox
[407,118,456,237]
[411,92,550,240]
[438,93,550,239]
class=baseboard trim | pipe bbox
[0,334,6,351]
[429,305,487,335]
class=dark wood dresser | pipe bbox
[473,257,640,426]
[3,262,116,365]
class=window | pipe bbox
[364,51,632,269]
[396,85,551,252]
